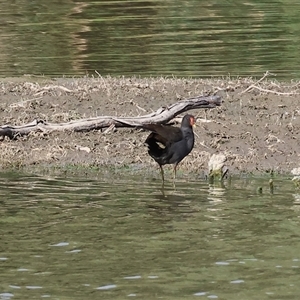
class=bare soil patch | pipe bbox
[0,75,299,178]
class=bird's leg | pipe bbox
[159,165,165,190]
[173,164,178,181]
[173,164,178,189]
[159,164,165,183]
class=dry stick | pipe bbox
[247,86,298,96]
[0,95,221,140]
[118,100,147,113]
[34,85,74,96]
[240,71,273,94]
[9,97,43,108]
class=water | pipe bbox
[1,171,300,299]
[1,0,300,79]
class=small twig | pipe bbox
[9,97,43,108]
[245,86,298,96]
[118,100,147,113]
[135,104,147,112]
[34,85,74,96]
[95,70,101,77]
[240,71,273,94]
[198,141,210,149]
[103,124,115,134]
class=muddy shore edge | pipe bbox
[0,76,299,178]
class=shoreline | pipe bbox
[0,76,299,177]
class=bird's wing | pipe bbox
[143,124,183,146]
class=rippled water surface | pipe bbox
[1,171,300,299]
[1,0,300,78]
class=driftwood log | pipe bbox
[0,95,221,140]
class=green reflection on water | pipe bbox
[1,0,300,78]
[1,172,300,299]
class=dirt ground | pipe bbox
[0,75,299,178]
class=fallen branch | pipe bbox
[0,94,221,140]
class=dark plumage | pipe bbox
[144,114,196,183]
